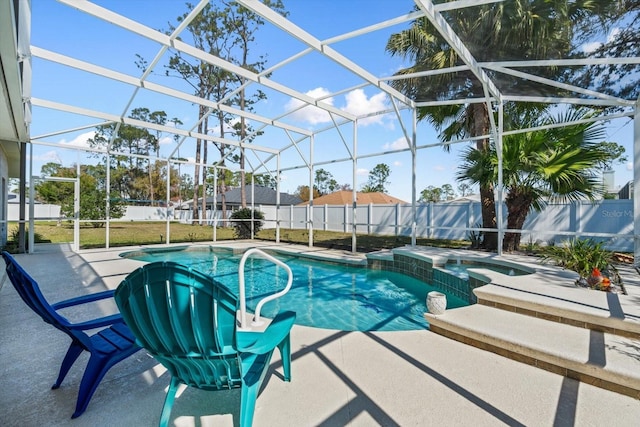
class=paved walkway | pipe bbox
[1,243,639,426]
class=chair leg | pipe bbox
[159,376,181,427]
[53,340,84,389]
[71,354,112,418]
[239,381,260,427]
[278,334,292,382]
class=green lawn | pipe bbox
[6,221,470,252]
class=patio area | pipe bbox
[1,242,640,426]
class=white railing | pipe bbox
[237,248,293,331]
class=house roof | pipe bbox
[7,193,39,204]
[180,185,301,208]
[217,185,302,206]
[301,191,407,206]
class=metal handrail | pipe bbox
[237,248,293,330]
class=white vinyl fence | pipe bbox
[258,199,633,252]
[14,199,633,251]
[8,203,61,220]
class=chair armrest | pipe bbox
[51,289,116,310]
[236,311,296,354]
[66,313,125,331]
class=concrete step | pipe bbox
[474,283,640,339]
[426,304,640,399]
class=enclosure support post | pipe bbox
[352,121,358,253]
[18,142,26,253]
[633,96,640,266]
[276,154,281,243]
[411,107,417,247]
[496,101,504,256]
[250,176,255,239]
[165,158,170,244]
[74,159,80,251]
[213,167,217,242]
[308,135,314,248]
[28,142,34,253]
[105,152,110,249]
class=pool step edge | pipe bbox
[474,284,640,339]
[426,305,640,399]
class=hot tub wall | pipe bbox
[367,251,481,304]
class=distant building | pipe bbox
[7,193,39,205]
[180,185,302,210]
[300,190,406,205]
[619,181,633,199]
[603,169,615,192]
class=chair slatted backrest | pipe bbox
[2,252,89,347]
[115,261,242,389]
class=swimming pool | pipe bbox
[120,247,468,332]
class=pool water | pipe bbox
[121,247,468,332]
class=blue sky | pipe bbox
[26,1,635,202]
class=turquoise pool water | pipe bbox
[120,247,468,332]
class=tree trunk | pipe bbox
[192,108,204,224]
[216,110,227,227]
[192,138,201,224]
[240,89,247,209]
[471,103,498,250]
[503,190,533,252]
[479,184,497,250]
[201,117,208,225]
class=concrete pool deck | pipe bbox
[1,242,639,426]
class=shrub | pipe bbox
[467,222,483,249]
[230,208,264,239]
[539,238,621,291]
[3,227,47,253]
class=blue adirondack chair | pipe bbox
[115,261,296,427]
[1,251,141,418]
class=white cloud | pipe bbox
[342,89,388,126]
[582,41,601,54]
[284,87,334,125]
[356,168,369,176]
[208,117,238,137]
[31,150,62,164]
[159,135,174,145]
[383,136,409,150]
[393,160,402,167]
[58,131,96,148]
[582,28,622,54]
[284,87,391,127]
[627,162,633,171]
[608,27,621,43]
[434,165,445,172]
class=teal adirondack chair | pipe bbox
[115,261,296,427]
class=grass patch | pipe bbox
[259,228,469,252]
[7,221,470,252]
[6,221,236,250]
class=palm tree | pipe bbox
[458,108,620,252]
[386,0,608,250]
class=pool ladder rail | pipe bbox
[236,248,293,333]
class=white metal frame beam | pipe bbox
[58,0,357,123]
[30,97,279,155]
[31,47,313,139]
[235,0,415,108]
